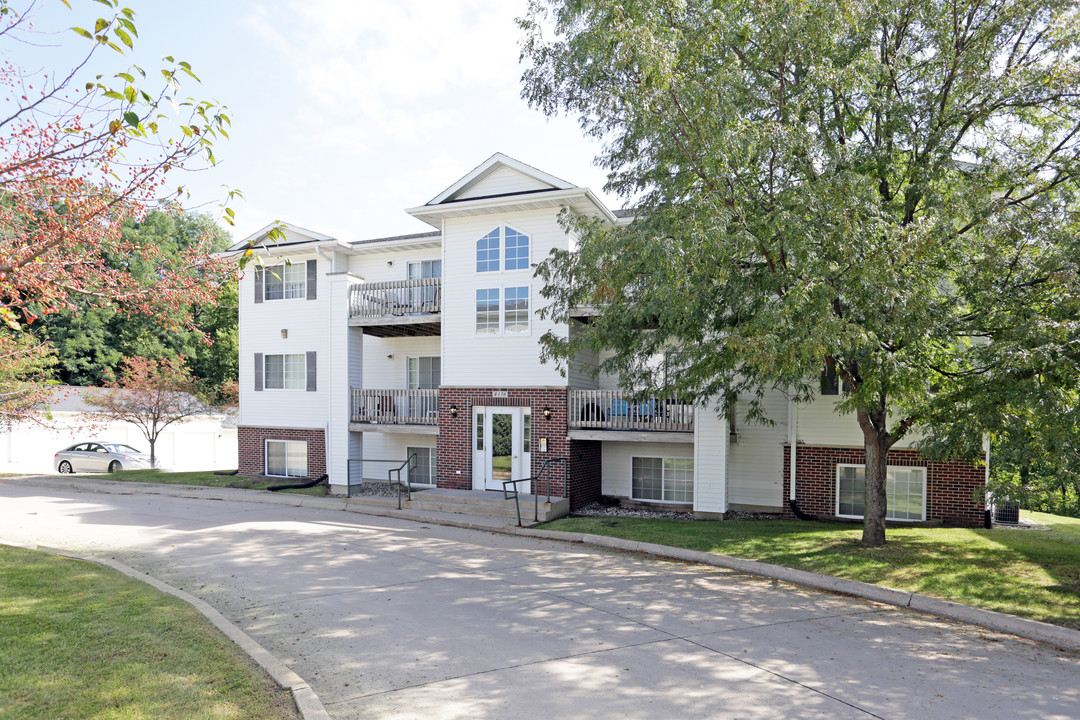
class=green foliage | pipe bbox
[541,511,1080,628]
[36,209,237,396]
[0,545,299,720]
[521,0,1080,544]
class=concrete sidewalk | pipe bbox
[2,477,1078,719]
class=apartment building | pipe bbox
[232,153,987,526]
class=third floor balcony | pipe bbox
[349,278,441,337]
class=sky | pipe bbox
[8,0,621,242]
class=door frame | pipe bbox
[472,406,532,491]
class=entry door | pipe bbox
[473,407,532,491]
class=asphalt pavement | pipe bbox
[1,479,1077,720]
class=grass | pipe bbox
[67,469,328,496]
[540,510,1080,629]
[0,544,299,720]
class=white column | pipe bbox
[326,273,363,494]
[693,400,729,516]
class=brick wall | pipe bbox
[238,426,326,479]
[435,387,601,509]
[782,445,985,527]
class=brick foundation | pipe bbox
[435,387,600,509]
[782,445,985,527]
[238,426,326,479]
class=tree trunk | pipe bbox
[149,436,157,469]
[857,408,893,548]
[862,430,889,547]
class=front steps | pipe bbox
[344,487,570,525]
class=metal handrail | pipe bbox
[388,453,417,509]
[501,457,568,527]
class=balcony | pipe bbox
[568,390,694,442]
[349,278,441,337]
[350,388,439,435]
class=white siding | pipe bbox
[442,209,570,387]
[727,393,788,508]
[362,336,441,389]
[239,253,331,430]
[601,441,695,499]
[360,432,436,482]
[568,323,599,390]
[456,166,553,200]
[693,401,728,514]
[347,246,442,282]
[796,394,921,448]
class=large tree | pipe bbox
[520,0,1080,545]
[0,0,238,419]
[38,209,238,396]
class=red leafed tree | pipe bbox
[0,0,239,420]
[89,355,209,468]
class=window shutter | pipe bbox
[254,267,264,304]
[306,351,317,391]
[254,353,264,391]
[306,259,317,300]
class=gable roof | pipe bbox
[227,223,338,253]
[425,153,575,206]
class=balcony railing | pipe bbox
[568,390,694,432]
[349,278,441,319]
[351,388,439,425]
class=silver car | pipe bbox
[53,442,152,474]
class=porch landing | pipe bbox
[344,487,570,525]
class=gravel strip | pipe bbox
[346,482,401,498]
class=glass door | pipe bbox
[472,407,532,491]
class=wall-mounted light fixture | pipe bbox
[543,407,552,420]
[449,404,459,418]
[387,260,394,267]
[386,353,394,360]
[280,329,288,339]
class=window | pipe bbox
[408,260,441,308]
[632,457,694,503]
[820,367,852,395]
[408,447,437,486]
[476,229,500,272]
[266,440,307,477]
[265,353,306,390]
[522,412,531,454]
[476,226,530,272]
[407,357,440,417]
[504,286,529,333]
[265,263,306,300]
[504,228,530,270]
[475,412,484,451]
[836,465,925,521]
[476,289,500,334]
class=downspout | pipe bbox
[788,396,798,502]
[316,244,334,489]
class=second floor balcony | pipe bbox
[349,278,441,337]
[350,388,439,434]
[568,390,695,440]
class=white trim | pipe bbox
[835,463,927,522]
[425,152,573,206]
[264,353,306,391]
[631,456,695,504]
[265,439,308,477]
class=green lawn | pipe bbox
[541,511,1080,629]
[0,545,299,720]
[67,469,328,496]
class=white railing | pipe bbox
[351,388,439,425]
[349,278,441,318]
[568,390,694,432]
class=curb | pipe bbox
[9,475,1080,654]
[4,540,332,720]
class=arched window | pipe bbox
[476,228,500,272]
[476,226,530,272]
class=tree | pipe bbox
[520,0,1080,545]
[0,0,238,420]
[89,355,209,468]
[37,209,238,394]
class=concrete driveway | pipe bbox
[1,481,1077,720]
